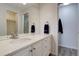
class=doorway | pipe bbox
[58,3,78,56]
[24,13,29,33]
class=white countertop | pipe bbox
[0,33,51,56]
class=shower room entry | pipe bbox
[58,3,78,55]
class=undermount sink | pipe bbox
[10,38,31,44]
[0,35,32,45]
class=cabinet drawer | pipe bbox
[32,40,42,56]
[11,46,32,56]
[41,37,51,56]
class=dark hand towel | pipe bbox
[58,19,63,33]
[44,24,49,34]
[31,25,35,33]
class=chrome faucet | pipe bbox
[10,32,18,39]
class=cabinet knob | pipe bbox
[33,48,36,50]
[30,50,33,52]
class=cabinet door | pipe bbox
[12,46,32,56]
[41,37,51,56]
[32,41,42,56]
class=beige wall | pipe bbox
[39,3,58,55]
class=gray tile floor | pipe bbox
[58,46,77,56]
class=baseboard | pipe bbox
[49,53,56,56]
[51,51,58,56]
[58,44,77,50]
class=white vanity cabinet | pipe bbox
[32,40,43,56]
[12,46,32,56]
[31,36,51,56]
[9,36,51,56]
[41,37,51,56]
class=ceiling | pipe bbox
[3,3,38,10]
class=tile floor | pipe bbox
[58,46,77,56]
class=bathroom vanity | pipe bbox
[0,34,53,56]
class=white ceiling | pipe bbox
[3,3,38,10]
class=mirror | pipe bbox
[0,8,30,37]
[0,9,30,41]
[0,3,39,39]
[0,10,29,36]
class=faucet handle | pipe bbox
[10,32,14,35]
[10,32,17,39]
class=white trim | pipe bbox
[58,44,77,50]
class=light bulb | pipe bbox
[63,3,70,5]
[22,3,27,5]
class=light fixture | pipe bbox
[63,3,70,5]
[22,3,27,5]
